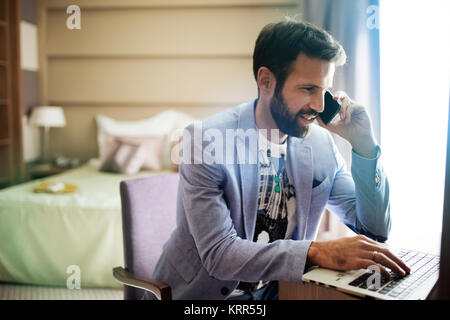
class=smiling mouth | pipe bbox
[299,114,318,121]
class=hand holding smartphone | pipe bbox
[319,91,341,125]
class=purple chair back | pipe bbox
[119,173,179,300]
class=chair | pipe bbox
[113,173,179,300]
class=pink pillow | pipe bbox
[100,134,166,174]
[99,139,145,174]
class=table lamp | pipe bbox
[30,106,66,164]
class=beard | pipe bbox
[269,88,316,138]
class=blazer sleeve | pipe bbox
[177,124,312,283]
[326,133,391,242]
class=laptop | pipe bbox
[302,107,450,300]
[302,248,439,300]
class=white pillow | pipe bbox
[96,110,196,169]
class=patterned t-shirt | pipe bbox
[254,131,297,244]
[231,131,298,297]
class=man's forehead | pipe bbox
[287,53,335,88]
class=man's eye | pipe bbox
[303,87,315,92]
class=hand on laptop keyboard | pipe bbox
[307,235,411,279]
[348,250,439,298]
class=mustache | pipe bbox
[296,109,319,119]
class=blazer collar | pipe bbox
[287,137,313,240]
[237,99,258,132]
[236,100,259,240]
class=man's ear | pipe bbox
[257,67,276,96]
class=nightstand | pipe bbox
[27,164,73,180]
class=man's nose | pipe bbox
[310,92,325,113]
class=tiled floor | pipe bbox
[0,283,123,300]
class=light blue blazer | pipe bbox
[152,100,390,300]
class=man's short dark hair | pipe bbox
[253,17,346,92]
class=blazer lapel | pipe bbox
[236,101,259,241]
[287,137,313,240]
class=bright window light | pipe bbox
[379,0,450,254]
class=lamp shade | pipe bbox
[30,106,66,127]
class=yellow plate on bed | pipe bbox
[34,181,77,194]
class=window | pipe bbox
[379,0,450,254]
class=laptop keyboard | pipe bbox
[348,249,440,299]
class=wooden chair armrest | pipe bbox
[113,266,172,300]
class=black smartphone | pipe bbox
[319,91,341,125]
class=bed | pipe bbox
[0,110,195,288]
[0,160,171,288]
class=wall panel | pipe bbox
[47,57,256,104]
[46,7,292,56]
